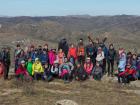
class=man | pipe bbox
[14,44,22,72]
[1,47,11,80]
[86,40,97,65]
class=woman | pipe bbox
[16,60,30,81]
[48,49,56,67]
[59,57,74,83]
[96,47,105,73]
[68,43,77,65]
[118,48,127,83]
[107,44,116,77]
[58,49,65,65]
[32,58,44,80]
[84,57,93,76]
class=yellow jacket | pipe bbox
[32,62,44,75]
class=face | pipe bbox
[44,45,48,49]
[59,49,62,52]
[21,63,25,67]
[89,41,92,45]
[71,44,74,48]
[110,45,113,49]
[64,58,68,63]
[133,55,137,59]
[28,58,32,62]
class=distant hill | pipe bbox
[0,15,140,51]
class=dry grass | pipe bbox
[0,77,140,105]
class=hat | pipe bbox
[86,57,91,60]
[54,60,59,64]
[21,60,25,64]
[35,58,39,61]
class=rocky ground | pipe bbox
[0,73,140,105]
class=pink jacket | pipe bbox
[48,51,56,65]
[84,63,93,75]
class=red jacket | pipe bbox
[68,47,77,59]
[16,65,28,76]
[119,68,136,77]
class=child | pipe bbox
[92,62,103,81]
[84,57,93,76]
[59,57,74,83]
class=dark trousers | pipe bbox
[4,65,10,80]
[77,56,85,65]
[102,59,106,74]
[63,73,70,81]
[107,60,114,76]
[34,72,44,80]
[93,73,102,81]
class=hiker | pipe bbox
[31,48,39,63]
[2,47,11,80]
[126,52,133,64]
[32,58,44,80]
[131,54,137,69]
[77,38,85,65]
[37,45,43,60]
[18,50,26,67]
[59,57,74,83]
[118,48,127,83]
[58,49,65,65]
[107,44,116,77]
[100,43,108,74]
[84,57,93,76]
[119,63,136,83]
[51,60,59,78]
[86,40,97,65]
[136,54,140,79]
[26,57,33,77]
[58,38,69,57]
[40,48,49,66]
[16,60,30,81]
[96,47,105,69]
[44,63,53,82]
[14,44,22,72]
[75,63,87,81]
[68,43,77,65]
[48,49,56,67]
[92,62,103,81]
[43,43,49,53]
[0,60,5,78]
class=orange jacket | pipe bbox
[77,46,85,56]
[68,47,77,59]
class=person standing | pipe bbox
[107,44,116,77]
[1,47,11,80]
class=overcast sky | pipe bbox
[0,0,140,16]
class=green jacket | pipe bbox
[26,61,33,76]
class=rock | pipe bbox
[56,100,78,105]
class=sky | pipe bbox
[0,0,140,16]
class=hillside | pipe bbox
[0,15,140,51]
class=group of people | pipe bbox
[0,36,140,84]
